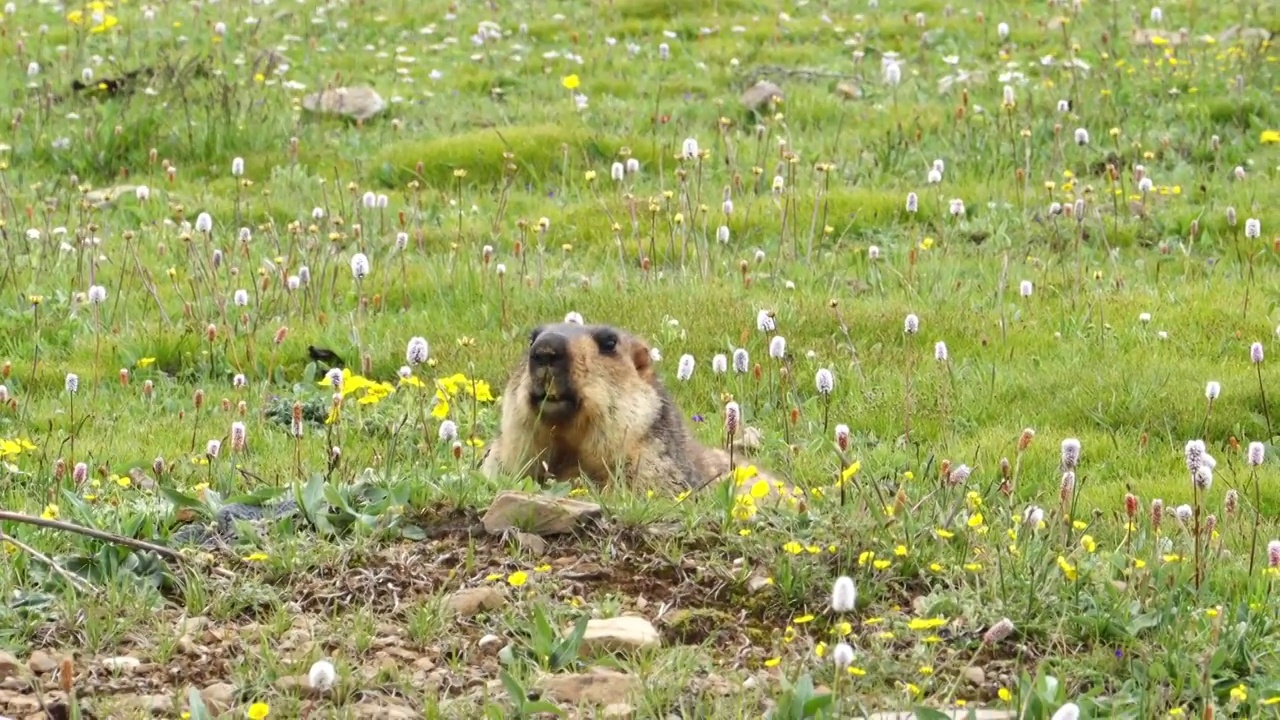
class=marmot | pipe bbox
[479,322,786,497]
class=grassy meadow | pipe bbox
[1,0,1280,717]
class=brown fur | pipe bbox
[479,322,792,499]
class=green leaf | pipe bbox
[499,669,526,707]
[159,486,209,516]
[186,687,212,720]
[801,692,833,717]
[908,708,955,720]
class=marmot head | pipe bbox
[518,322,656,425]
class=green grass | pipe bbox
[1,0,1280,718]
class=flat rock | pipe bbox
[447,586,506,617]
[0,652,19,680]
[200,682,236,714]
[130,693,174,713]
[25,651,59,675]
[741,81,783,113]
[578,616,660,655]
[538,667,638,705]
[482,491,602,536]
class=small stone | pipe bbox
[447,586,506,617]
[538,667,637,705]
[578,617,660,655]
[962,666,985,686]
[747,575,773,593]
[478,634,503,650]
[200,682,236,714]
[100,656,142,674]
[25,651,59,675]
[515,532,547,555]
[133,693,175,713]
[482,491,603,536]
[0,651,20,680]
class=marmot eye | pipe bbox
[594,331,619,355]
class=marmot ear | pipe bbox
[630,338,653,375]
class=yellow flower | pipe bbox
[763,657,780,668]
[998,688,1012,702]
[431,399,450,419]
[749,480,770,500]
[894,545,908,556]
[561,74,580,90]
[507,571,529,587]
[1072,520,1087,531]
[1081,535,1097,553]
[1230,684,1248,702]
[247,702,270,720]
[732,495,757,522]
[858,550,875,566]
[534,564,551,573]
[1262,130,1280,144]
[907,617,947,631]
[1056,555,1078,581]
[848,666,866,676]
[840,461,861,484]
[967,512,985,529]
[40,504,59,521]
[782,541,803,555]
[919,666,933,675]
[243,552,268,562]
[90,14,117,32]
[814,642,827,658]
[793,614,815,624]
[873,559,891,570]
[833,621,852,636]
[137,357,156,368]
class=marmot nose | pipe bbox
[529,333,568,367]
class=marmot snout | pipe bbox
[480,322,787,498]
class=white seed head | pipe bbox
[831,575,857,612]
[831,642,855,669]
[815,368,834,395]
[768,336,786,359]
[1205,381,1220,401]
[350,252,370,279]
[712,354,728,374]
[307,659,338,692]
[1248,441,1265,467]
[406,337,430,365]
[676,354,695,381]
